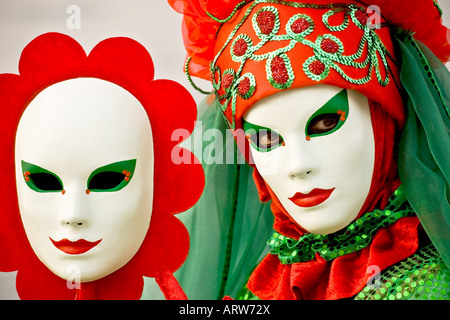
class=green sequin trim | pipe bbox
[286,13,315,39]
[269,186,415,264]
[21,160,64,193]
[355,242,450,300]
[205,0,250,23]
[185,57,213,95]
[207,0,395,129]
[236,241,449,300]
[322,7,349,32]
[433,0,443,17]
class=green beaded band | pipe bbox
[269,186,415,264]
[184,57,213,95]
[433,0,443,17]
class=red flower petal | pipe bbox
[256,10,276,35]
[238,77,251,95]
[355,9,369,26]
[291,18,310,34]
[233,38,248,57]
[320,38,339,54]
[222,72,234,89]
[309,60,326,75]
[271,56,288,84]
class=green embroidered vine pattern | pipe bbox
[268,186,415,264]
[209,0,394,129]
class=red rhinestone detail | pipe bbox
[291,18,310,34]
[355,9,369,26]
[233,38,248,57]
[321,38,339,54]
[222,73,234,89]
[238,77,251,96]
[309,60,326,75]
[256,10,276,35]
[271,56,288,84]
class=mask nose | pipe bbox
[285,136,316,180]
[60,188,89,227]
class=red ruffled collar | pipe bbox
[244,99,420,299]
[247,216,420,299]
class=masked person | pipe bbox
[0,33,204,300]
[169,0,450,299]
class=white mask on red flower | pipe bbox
[15,78,154,282]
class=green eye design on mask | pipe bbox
[305,89,349,139]
[242,119,285,152]
[21,160,64,193]
[87,159,137,192]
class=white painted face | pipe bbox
[15,78,154,282]
[243,85,375,235]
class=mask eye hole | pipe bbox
[243,119,285,152]
[304,89,349,139]
[28,173,63,191]
[249,130,284,152]
[88,171,127,191]
[307,113,340,135]
[21,161,64,193]
[87,159,136,193]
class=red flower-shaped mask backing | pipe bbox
[0,32,205,300]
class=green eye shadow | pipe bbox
[87,159,137,192]
[305,89,349,139]
[242,119,285,152]
[21,160,64,193]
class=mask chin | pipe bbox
[15,78,155,282]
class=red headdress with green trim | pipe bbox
[170,0,448,131]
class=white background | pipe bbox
[0,0,449,299]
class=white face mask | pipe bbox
[243,85,375,235]
[15,78,154,282]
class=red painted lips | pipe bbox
[50,238,102,255]
[289,188,335,208]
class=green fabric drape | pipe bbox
[396,31,450,269]
[174,96,274,299]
